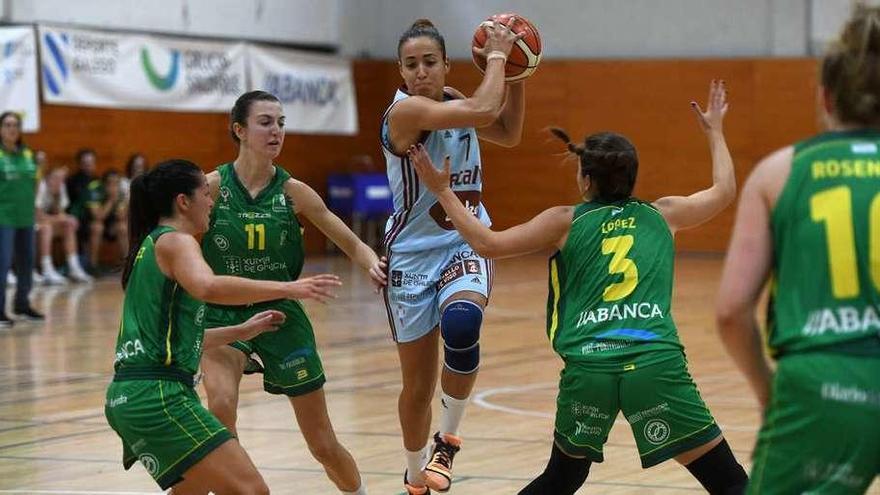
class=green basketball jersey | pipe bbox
[769,129,880,356]
[114,226,205,376]
[202,163,304,285]
[547,199,682,370]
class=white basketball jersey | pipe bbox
[381,88,490,253]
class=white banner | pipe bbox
[38,25,245,112]
[0,27,39,132]
[248,45,358,135]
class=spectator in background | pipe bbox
[35,166,93,284]
[86,169,128,271]
[0,111,43,327]
[67,148,98,269]
[120,152,147,200]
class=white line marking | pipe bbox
[474,383,759,432]
[0,491,163,495]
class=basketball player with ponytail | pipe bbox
[382,17,524,494]
[718,5,880,493]
[411,80,748,494]
[105,160,341,493]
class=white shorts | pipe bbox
[382,240,494,343]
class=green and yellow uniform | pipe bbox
[548,199,719,467]
[201,163,324,396]
[104,226,231,489]
[0,145,37,227]
[748,129,880,494]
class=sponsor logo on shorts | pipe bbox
[130,438,147,452]
[626,402,670,424]
[450,249,478,263]
[108,395,127,408]
[139,453,160,475]
[571,402,610,420]
[213,234,229,251]
[195,305,205,326]
[821,382,880,407]
[574,420,602,437]
[296,369,309,380]
[279,348,313,370]
[804,460,866,488]
[390,270,430,288]
[644,419,670,445]
[463,259,482,276]
[392,291,432,302]
[437,262,465,290]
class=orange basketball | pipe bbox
[472,13,542,82]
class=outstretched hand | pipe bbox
[369,256,388,293]
[238,310,285,340]
[407,144,451,195]
[691,79,728,133]
[286,274,342,304]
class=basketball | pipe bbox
[472,13,542,82]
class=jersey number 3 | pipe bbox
[601,235,639,301]
[810,186,880,298]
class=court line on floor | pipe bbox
[473,382,759,432]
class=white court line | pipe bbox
[0,491,162,495]
[473,383,759,432]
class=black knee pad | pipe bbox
[685,439,748,495]
[440,300,483,374]
[519,442,591,495]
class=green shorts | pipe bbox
[206,300,326,396]
[104,377,232,489]
[747,351,880,494]
[554,351,720,467]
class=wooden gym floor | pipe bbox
[0,254,877,494]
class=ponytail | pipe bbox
[549,127,639,202]
[122,174,157,288]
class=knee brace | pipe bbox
[440,300,483,374]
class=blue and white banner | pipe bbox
[248,45,358,135]
[38,25,246,112]
[0,27,39,131]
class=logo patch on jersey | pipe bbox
[272,193,288,212]
[443,130,453,139]
[219,186,231,203]
[437,262,465,290]
[213,234,229,251]
[430,191,482,230]
[139,453,160,475]
[644,419,671,445]
[852,142,878,154]
[223,256,242,274]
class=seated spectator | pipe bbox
[35,167,92,284]
[119,152,147,200]
[66,148,97,269]
[86,170,128,270]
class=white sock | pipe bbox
[439,392,469,436]
[67,254,84,272]
[341,485,367,495]
[405,446,428,485]
[41,255,55,273]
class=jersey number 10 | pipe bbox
[810,186,880,298]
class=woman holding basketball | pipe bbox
[409,80,748,494]
[382,16,528,494]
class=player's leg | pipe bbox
[201,344,247,436]
[519,364,617,494]
[171,439,268,495]
[620,352,747,493]
[291,387,366,494]
[425,249,493,492]
[384,249,443,493]
[397,329,440,493]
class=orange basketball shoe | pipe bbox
[424,432,462,492]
